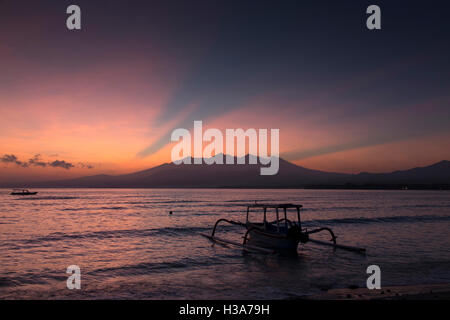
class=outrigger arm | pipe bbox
[304,227,365,253]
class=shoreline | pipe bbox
[305,283,450,300]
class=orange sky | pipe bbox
[2,91,450,182]
[1,1,450,182]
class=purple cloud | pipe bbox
[28,154,47,167]
[1,154,95,170]
[1,154,28,167]
[48,160,74,170]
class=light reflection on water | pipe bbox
[0,188,449,299]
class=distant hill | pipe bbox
[351,160,450,185]
[5,156,450,189]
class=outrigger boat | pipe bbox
[10,189,38,196]
[202,203,365,254]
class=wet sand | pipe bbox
[306,283,450,300]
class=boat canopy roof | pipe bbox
[247,203,302,209]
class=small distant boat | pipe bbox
[202,203,366,254]
[10,189,38,196]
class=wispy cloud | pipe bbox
[28,154,47,167]
[0,154,28,167]
[1,154,94,170]
[48,160,74,170]
[78,162,94,169]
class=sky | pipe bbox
[1,0,449,182]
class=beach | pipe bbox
[307,283,450,300]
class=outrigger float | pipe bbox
[202,203,365,254]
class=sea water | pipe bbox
[0,188,449,299]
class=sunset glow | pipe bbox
[1,1,449,183]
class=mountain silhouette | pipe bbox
[351,160,450,185]
[13,156,450,189]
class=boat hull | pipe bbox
[246,229,299,251]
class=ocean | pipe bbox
[0,188,449,299]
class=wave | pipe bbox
[0,255,238,288]
[14,196,79,200]
[62,206,126,211]
[303,206,375,212]
[303,214,450,227]
[122,200,204,205]
[0,275,48,288]
[54,202,450,211]
[390,204,450,209]
[0,225,241,249]
[3,213,448,249]
[87,255,234,277]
